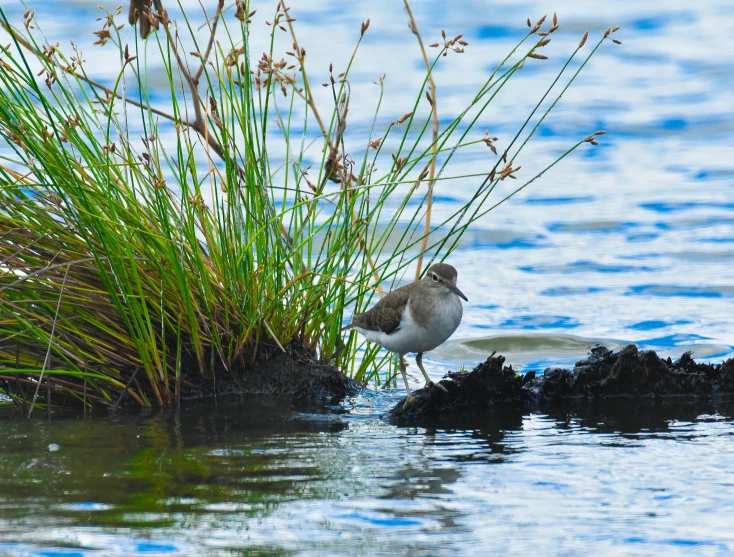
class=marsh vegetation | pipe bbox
[0,1,619,410]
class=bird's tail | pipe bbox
[340,323,354,332]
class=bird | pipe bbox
[342,262,467,404]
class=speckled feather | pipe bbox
[350,283,414,335]
[344,263,460,335]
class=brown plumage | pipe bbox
[342,263,467,402]
[343,284,410,335]
[343,263,459,335]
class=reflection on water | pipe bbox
[2,395,734,555]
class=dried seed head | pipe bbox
[360,18,370,37]
[578,30,589,49]
[397,112,413,124]
[538,38,551,47]
[612,38,622,44]
[426,91,434,106]
[527,17,531,28]
[553,12,558,26]
[369,137,382,149]
[429,43,440,48]
[528,52,548,60]
[612,25,620,33]
[603,26,612,38]
[593,130,607,136]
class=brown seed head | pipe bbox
[578,30,589,49]
[397,112,413,124]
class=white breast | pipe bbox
[355,295,463,356]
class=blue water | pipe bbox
[1,0,734,554]
[2,397,734,556]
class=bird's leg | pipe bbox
[398,354,416,406]
[416,352,448,393]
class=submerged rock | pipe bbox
[388,344,734,423]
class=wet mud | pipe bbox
[388,344,734,424]
[186,343,362,405]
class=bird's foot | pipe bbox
[426,381,449,394]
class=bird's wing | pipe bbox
[352,284,411,335]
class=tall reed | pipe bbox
[0,1,620,409]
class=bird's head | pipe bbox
[423,263,468,301]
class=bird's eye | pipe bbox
[431,274,438,282]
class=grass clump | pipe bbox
[0,1,620,410]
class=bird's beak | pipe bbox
[448,283,468,301]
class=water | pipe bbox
[2,396,734,556]
[2,0,734,554]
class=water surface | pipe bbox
[2,396,734,556]
[1,0,734,554]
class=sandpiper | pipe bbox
[342,263,467,402]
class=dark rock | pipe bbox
[717,359,734,392]
[388,344,734,424]
[387,353,530,423]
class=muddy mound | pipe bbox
[388,345,734,423]
[189,343,361,405]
